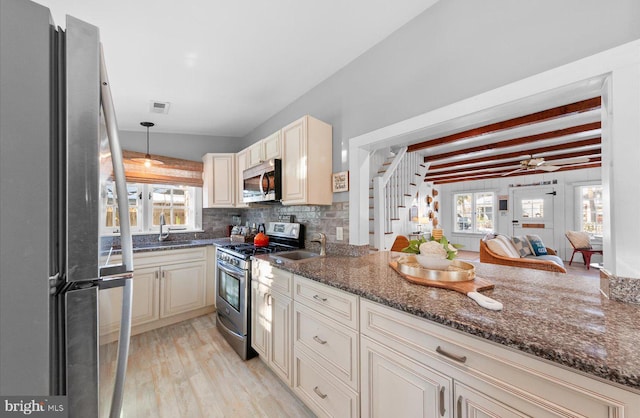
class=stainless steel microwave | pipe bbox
[242,159,282,203]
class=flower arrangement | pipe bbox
[402,234,463,260]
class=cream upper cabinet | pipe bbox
[247,130,281,168]
[235,149,248,208]
[202,153,235,208]
[281,115,332,205]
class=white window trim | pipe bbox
[573,181,603,239]
[452,191,496,235]
[101,182,202,237]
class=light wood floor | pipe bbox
[99,314,315,418]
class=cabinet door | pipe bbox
[269,290,292,385]
[282,117,307,204]
[247,141,264,167]
[455,383,529,418]
[212,154,234,207]
[203,153,235,208]
[263,130,281,160]
[160,261,206,318]
[361,336,452,418]
[235,149,248,208]
[99,266,159,335]
[251,280,269,358]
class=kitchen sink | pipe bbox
[271,250,321,263]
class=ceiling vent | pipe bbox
[149,100,171,114]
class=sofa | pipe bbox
[479,236,567,273]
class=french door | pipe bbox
[512,187,556,249]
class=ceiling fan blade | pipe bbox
[538,165,560,172]
[545,156,590,166]
[501,167,525,176]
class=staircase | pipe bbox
[369,148,429,250]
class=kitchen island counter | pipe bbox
[254,251,640,391]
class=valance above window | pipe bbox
[120,150,203,187]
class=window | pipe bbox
[149,185,195,230]
[101,182,200,235]
[102,183,143,233]
[454,192,495,234]
[578,185,603,235]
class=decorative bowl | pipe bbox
[415,254,451,270]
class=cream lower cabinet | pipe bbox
[360,299,638,418]
[251,259,293,385]
[159,260,206,317]
[99,248,209,340]
[99,266,159,335]
[292,275,360,418]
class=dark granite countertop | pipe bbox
[254,251,640,391]
[104,237,231,255]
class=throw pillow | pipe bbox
[511,236,533,257]
[495,234,521,258]
[526,234,548,256]
[486,239,515,258]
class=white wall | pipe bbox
[241,0,640,204]
[119,130,250,162]
[439,168,602,261]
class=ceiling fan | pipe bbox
[502,156,590,176]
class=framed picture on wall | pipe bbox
[332,171,349,192]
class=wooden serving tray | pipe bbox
[389,260,494,295]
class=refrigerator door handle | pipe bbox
[100,44,134,418]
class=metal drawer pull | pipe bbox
[436,346,467,363]
[457,395,463,418]
[313,335,327,345]
[313,386,327,399]
[439,386,446,416]
[313,294,327,302]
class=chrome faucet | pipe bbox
[311,232,326,256]
[159,213,170,241]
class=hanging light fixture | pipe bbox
[132,121,164,167]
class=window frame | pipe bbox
[101,182,202,236]
[453,191,496,234]
[575,182,603,237]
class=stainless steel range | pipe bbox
[215,222,304,359]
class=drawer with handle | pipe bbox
[293,275,358,329]
[294,301,358,390]
[293,348,359,418]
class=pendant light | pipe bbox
[132,121,164,167]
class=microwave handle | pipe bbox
[259,172,266,196]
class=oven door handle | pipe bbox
[217,261,246,278]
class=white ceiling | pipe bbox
[35,0,438,137]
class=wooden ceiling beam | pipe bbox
[425,149,602,177]
[428,137,601,170]
[429,161,602,184]
[408,97,601,153]
[422,122,600,163]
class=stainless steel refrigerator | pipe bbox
[0,1,134,417]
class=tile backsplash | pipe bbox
[203,202,367,256]
[203,202,349,242]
